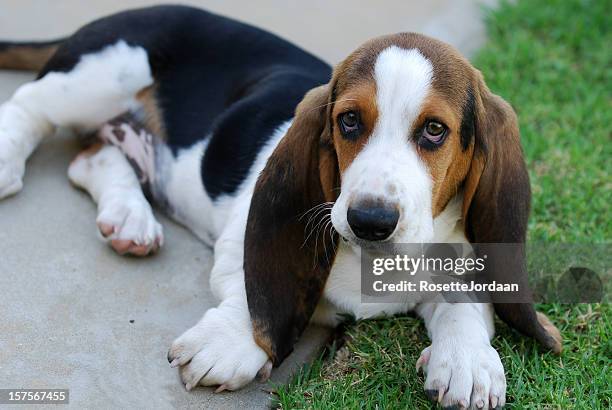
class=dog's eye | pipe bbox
[419,120,447,148]
[338,111,361,139]
[425,121,445,137]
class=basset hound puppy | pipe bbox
[0,5,561,408]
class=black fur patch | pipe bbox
[202,71,329,198]
[459,86,476,150]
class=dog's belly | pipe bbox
[154,140,222,244]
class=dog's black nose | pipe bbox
[347,203,399,241]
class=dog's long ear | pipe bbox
[463,74,562,354]
[244,85,340,365]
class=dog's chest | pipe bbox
[322,243,418,320]
[322,197,467,320]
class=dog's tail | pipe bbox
[0,38,64,71]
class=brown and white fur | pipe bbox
[0,8,561,409]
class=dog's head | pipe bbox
[245,33,561,364]
[328,35,509,247]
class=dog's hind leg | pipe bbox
[0,41,152,199]
[68,142,163,256]
[0,95,54,198]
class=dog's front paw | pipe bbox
[168,305,271,392]
[417,341,506,409]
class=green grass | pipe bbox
[275,0,611,408]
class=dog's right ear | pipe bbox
[244,84,340,365]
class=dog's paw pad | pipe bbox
[96,199,163,256]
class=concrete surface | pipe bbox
[0,1,492,409]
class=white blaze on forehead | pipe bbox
[373,46,433,143]
[330,46,436,243]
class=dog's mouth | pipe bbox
[339,234,397,253]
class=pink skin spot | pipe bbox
[98,122,156,184]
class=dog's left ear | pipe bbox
[462,73,562,354]
[244,84,340,365]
